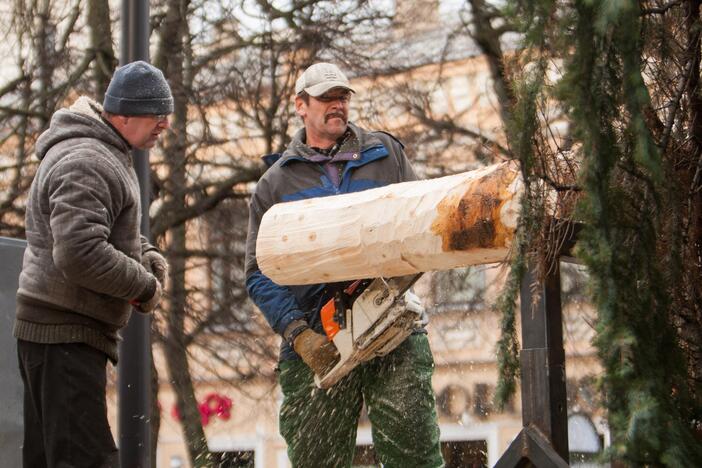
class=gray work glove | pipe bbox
[404,290,423,314]
[142,250,168,284]
[404,290,428,327]
[137,280,163,313]
[293,329,339,376]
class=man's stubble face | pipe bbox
[295,90,351,148]
[118,115,170,150]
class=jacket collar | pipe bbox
[279,123,385,166]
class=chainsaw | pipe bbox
[314,273,424,389]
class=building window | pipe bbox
[568,413,605,467]
[437,384,471,418]
[211,450,255,467]
[354,441,488,467]
[473,383,492,419]
[431,266,487,313]
[441,440,488,467]
[203,199,252,331]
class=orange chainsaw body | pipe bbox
[320,279,364,340]
[314,275,423,388]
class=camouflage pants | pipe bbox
[279,334,444,468]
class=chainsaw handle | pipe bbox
[321,279,370,340]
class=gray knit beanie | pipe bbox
[103,61,174,115]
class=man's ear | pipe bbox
[106,114,130,129]
[294,95,306,119]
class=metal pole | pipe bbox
[118,1,152,467]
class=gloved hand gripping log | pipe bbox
[284,274,425,388]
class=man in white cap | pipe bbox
[245,62,444,467]
[15,61,172,467]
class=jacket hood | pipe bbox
[35,96,130,160]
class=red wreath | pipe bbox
[171,393,232,426]
[199,393,233,425]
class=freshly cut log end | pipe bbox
[432,161,521,251]
[256,161,523,285]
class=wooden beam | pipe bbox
[256,161,523,285]
[509,262,570,465]
[494,427,569,468]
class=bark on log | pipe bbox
[257,161,523,285]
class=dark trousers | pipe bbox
[17,340,119,468]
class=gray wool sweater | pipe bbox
[14,96,158,362]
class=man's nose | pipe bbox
[328,100,345,111]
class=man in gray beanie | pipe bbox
[14,60,173,467]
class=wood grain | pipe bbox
[257,161,523,285]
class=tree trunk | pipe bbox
[164,223,210,464]
[163,173,210,465]
[87,0,116,100]
[154,0,211,465]
[468,0,514,126]
[257,161,523,285]
[36,0,53,129]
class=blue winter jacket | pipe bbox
[244,123,417,361]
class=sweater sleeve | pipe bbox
[245,187,306,335]
[141,235,159,254]
[48,155,155,301]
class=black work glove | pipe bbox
[293,329,339,376]
[142,250,168,284]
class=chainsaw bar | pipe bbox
[315,273,424,388]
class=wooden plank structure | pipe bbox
[495,259,571,467]
[256,162,576,466]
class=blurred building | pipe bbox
[108,1,606,466]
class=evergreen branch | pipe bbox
[493,227,525,409]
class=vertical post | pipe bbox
[0,237,27,467]
[496,262,570,467]
[496,222,579,467]
[519,262,569,460]
[117,1,151,467]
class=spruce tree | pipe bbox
[497,0,702,463]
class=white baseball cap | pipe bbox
[295,63,355,97]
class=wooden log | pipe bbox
[256,161,523,285]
